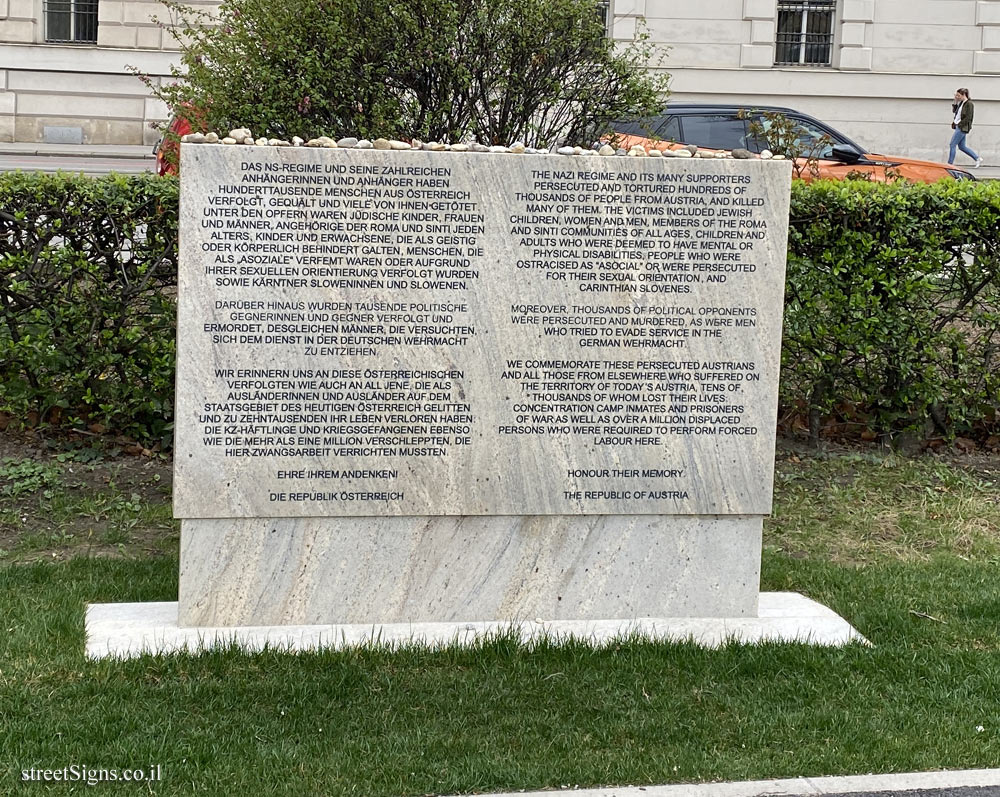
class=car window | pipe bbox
[678,114,748,150]
[752,114,839,158]
[657,115,680,142]
[613,115,676,140]
[613,118,655,138]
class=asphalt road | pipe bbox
[0,153,155,174]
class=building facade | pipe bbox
[0,0,996,164]
[0,0,206,145]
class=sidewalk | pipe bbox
[451,768,1000,797]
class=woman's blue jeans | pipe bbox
[949,128,979,163]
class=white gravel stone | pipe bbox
[205,132,219,144]
[254,137,268,146]
[510,141,526,154]
[221,137,237,145]
[451,143,469,152]
[291,136,304,146]
[356,139,373,149]
[772,154,787,160]
[228,128,251,141]
[557,146,576,155]
[183,132,206,144]
[659,148,677,157]
[675,149,693,158]
[760,149,773,159]
[337,137,358,148]
[648,148,662,157]
[389,139,410,150]
[373,138,391,150]
[598,144,615,156]
[430,142,446,151]
[241,136,254,145]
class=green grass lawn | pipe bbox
[1,447,999,794]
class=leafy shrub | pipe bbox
[146,0,667,148]
[2,173,997,449]
[0,172,179,446]
[784,178,1000,442]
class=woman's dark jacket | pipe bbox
[952,100,975,133]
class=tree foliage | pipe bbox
[147,0,668,148]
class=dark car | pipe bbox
[613,103,974,182]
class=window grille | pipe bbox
[596,0,610,34]
[775,0,835,65]
[44,0,98,43]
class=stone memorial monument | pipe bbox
[86,140,866,656]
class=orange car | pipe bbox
[612,104,975,183]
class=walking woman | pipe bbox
[949,88,983,167]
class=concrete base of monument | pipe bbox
[84,592,868,659]
[178,515,764,626]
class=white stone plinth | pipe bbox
[85,592,868,660]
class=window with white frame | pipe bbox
[775,0,836,66]
[44,0,99,43]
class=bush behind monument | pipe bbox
[1,173,997,447]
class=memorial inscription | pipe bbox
[174,145,790,519]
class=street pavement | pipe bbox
[0,142,155,174]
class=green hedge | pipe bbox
[1,173,998,447]
[785,178,1000,442]
[0,172,178,445]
